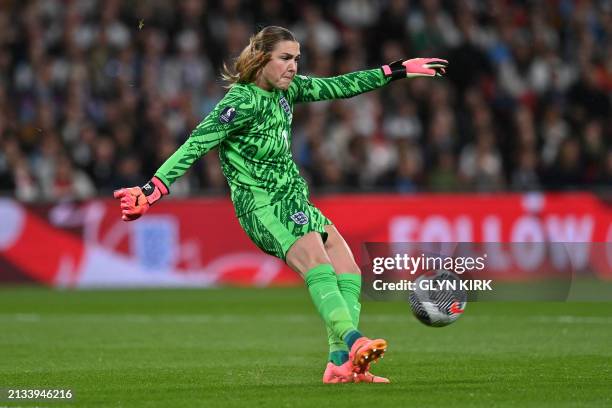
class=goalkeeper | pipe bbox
[114,26,447,384]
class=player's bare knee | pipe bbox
[347,262,361,275]
[288,253,332,276]
[333,259,361,275]
[286,232,332,276]
[323,227,360,275]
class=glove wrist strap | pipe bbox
[142,176,169,205]
[381,59,406,81]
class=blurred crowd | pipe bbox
[0,0,611,202]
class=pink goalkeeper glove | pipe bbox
[382,58,448,80]
[113,176,168,221]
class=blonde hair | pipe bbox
[221,26,297,86]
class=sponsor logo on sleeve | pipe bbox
[219,107,236,124]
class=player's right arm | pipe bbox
[287,58,448,103]
[113,86,254,221]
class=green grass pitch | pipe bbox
[0,287,611,407]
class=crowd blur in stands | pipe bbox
[0,0,611,202]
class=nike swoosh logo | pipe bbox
[321,292,335,300]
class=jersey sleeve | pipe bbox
[154,86,254,188]
[287,68,391,104]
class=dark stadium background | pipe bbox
[0,0,610,200]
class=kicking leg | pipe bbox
[323,225,389,383]
[322,225,361,366]
[285,231,363,349]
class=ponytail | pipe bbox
[221,26,296,87]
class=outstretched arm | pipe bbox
[114,87,253,221]
[291,58,448,103]
[290,69,390,103]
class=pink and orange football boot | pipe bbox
[349,337,388,374]
[322,361,355,384]
[322,360,390,384]
[354,371,390,383]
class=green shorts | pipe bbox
[238,197,332,261]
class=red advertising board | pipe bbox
[0,193,610,287]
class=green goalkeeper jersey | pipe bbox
[154,68,390,217]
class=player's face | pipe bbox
[259,41,300,91]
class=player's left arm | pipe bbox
[113,88,253,221]
[289,58,448,103]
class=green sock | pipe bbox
[329,350,349,366]
[326,273,362,365]
[305,264,356,343]
[339,273,362,325]
[326,334,347,365]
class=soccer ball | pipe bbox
[409,270,467,327]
